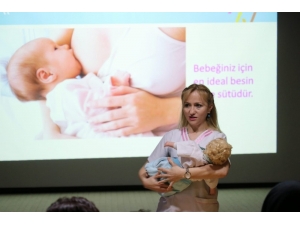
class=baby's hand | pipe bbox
[164,141,176,149]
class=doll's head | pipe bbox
[204,138,232,165]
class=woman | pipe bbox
[41,27,185,138]
[138,83,230,212]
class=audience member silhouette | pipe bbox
[261,180,300,212]
[46,196,99,212]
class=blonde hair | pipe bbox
[7,39,47,101]
[204,138,232,165]
[178,83,221,132]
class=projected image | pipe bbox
[0,27,186,141]
[0,12,277,161]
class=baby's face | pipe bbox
[35,38,82,82]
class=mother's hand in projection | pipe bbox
[87,86,166,136]
[157,157,185,191]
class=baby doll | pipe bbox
[145,138,232,197]
[165,138,232,194]
[165,138,232,166]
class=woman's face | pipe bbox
[183,91,212,128]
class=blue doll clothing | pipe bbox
[145,157,192,197]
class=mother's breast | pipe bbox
[71,28,112,75]
[99,27,186,98]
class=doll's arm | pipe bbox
[164,141,177,149]
[209,187,216,195]
[204,178,219,195]
[176,141,207,167]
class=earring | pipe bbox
[206,113,211,119]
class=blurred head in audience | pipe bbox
[46,196,99,212]
[262,180,300,212]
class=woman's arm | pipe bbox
[189,162,230,180]
[138,162,169,193]
[157,158,230,186]
[88,86,181,136]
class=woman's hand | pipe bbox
[142,172,170,193]
[139,163,169,193]
[88,86,181,136]
[157,158,185,191]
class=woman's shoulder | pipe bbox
[168,128,184,134]
[161,128,182,139]
[208,129,227,139]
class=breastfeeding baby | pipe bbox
[7,37,152,138]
